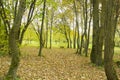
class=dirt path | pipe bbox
[0,47,117,80]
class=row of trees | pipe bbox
[0,0,120,79]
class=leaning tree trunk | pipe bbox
[104,0,119,79]
[6,0,26,79]
[19,0,36,45]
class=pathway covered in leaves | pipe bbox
[1,47,119,80]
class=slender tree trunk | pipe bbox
[6,0,26,79]
[45,7,48,48]
[79,0,88,55]
[73,9,76,49]
[19,0,36,45]
[68,28,72,48]
[63,25,69,48]
[73,25,77,49]
[73,0,80,52]
[38,0,46,56]
[0,0,10,35]
[83,0,89,57]
[49,8,54,49]
[85,3,92,57]
[79,2,85,55]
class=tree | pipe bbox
[78,0,88,56]
[38,0,46,56]
[49,8,54,49]
[0,0,36,56]
[0,0,10,36]
[19,0,37,45]
[0,16,8,55]
[73,19,77,49]
[90,0,103,66]
[45,7,49,48]
[73,0,80,52]
[85,1,92,57]
[54,20,71,48]
[104,0,120,79]
[5,0,26,79]
[62,18,71,48]
[82,0,88,57]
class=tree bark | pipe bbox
[63,25,69,48]
[83,0,88,57]
[6,0,26,79]
[104,0,119,79]
[68,28,72,48]
[73,0,80,52]
[49,8,54,49]
[90,0,102,65]
[0,0,10,35]
[38,0,46,56]
[85,2,92,57]
[45,7,49,48]
[73,4,77,49]
[19,0,36,45]
[78,0,88,56]
[73,25,77,49]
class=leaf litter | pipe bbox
[0,47,120,80]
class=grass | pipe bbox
[22,40,68,48]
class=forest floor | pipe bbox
[0,46,120,80]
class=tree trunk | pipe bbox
[79,0,88,55]
[73,6,76,49]
[0,0,10,35]
[83,0,89,57]
[73,25,77,49]
[63,25,69,48]
[85,2,92,57]
[90,0,102,65]
[49,8,54,49]
[104,0,119,79]
[38,0,46,56]
[73,0,80,52]
[45,7,49,48]
[68,28,72,48]
[95,27,103,66]
[19,0,36,45]
[7,30,20,79]
[6,0,26,79]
